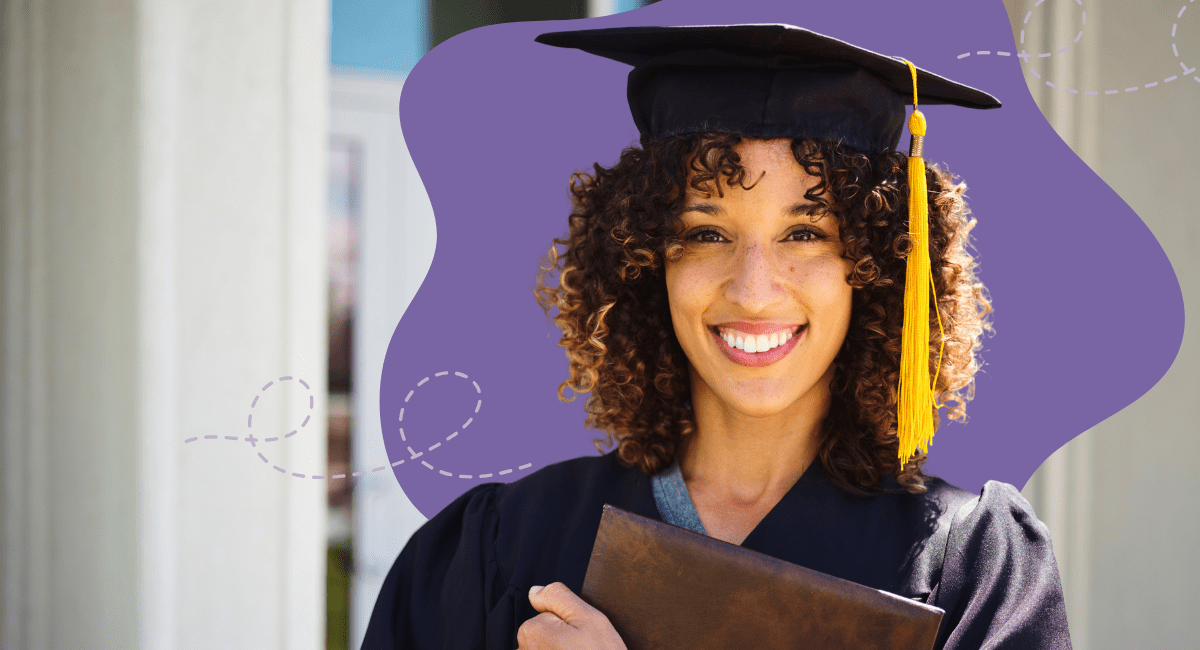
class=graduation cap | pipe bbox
[534,24,999,154]
[535,24,1001,465]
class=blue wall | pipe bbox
[331,0,648,74]
[331,0,429,73]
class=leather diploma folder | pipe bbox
[581,505,945,650]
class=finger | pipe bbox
[528,582,597,627]
[516,611,570,649]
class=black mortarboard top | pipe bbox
[535,24,1000,155]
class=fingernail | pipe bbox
[530,585,543,594]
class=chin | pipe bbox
[708,381,809,418]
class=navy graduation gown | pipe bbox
[362,451,1072,649]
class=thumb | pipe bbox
[528,582,595,627]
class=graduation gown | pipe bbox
[362,451,1072,649]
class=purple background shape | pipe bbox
[383,0,1184,519]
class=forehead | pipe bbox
[684,138,821,203]
[739,138,800,167]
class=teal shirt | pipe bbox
[651,460,707,535]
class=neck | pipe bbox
[678,366,831,506]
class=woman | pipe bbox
[364,24,1071,650]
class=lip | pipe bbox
[710,323,806,368]
[714,320,801,336]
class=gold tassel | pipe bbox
[896,60,943,465]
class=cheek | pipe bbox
[789,257,854,319]
[665,261,720,321]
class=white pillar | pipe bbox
[1,1,329,648]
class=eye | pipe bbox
[687,228,729,244]
[784,227,825,243]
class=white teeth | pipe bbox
[718,326,800,354]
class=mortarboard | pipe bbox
[534,24,1000,155]
[536,23,1003,464]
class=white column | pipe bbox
[1,1,329,648]
[1081,0,1200,645]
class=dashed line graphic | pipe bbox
[184,372,536,481]
[958,0,1199,95]
[958,51,1014,59]
[184,374,313,448]
[391,370,533,479]
[959,0,1089,65]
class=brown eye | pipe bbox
[785,228,823,242]
[689,229,728,244]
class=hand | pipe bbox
[516,582,628,650]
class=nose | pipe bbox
[724,241,787,314]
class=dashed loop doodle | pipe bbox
[959,0,1199,95]
[183,374,314,448]
[958,0,1085,62]
[399,371,480,458]
[183,372,537,482]
[394,371,534,479]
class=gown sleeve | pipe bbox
[361,483,520,650]
[933,481,1073,650]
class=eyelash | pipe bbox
[686,227,826,244]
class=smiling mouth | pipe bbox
[712,325,806,354]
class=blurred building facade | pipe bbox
[329,2,1200,650]
[327,2,653,649]
[1007,2,1200,648]
[2,1,1196,649]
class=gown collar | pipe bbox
[639,454,834,552]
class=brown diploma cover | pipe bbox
[581,505,945,650]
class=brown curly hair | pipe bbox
[534,133,991,495]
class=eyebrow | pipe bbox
[679,204,718,216]
[679,202,829,217]
[788,202,829,218]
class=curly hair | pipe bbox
[534,133,991,495]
